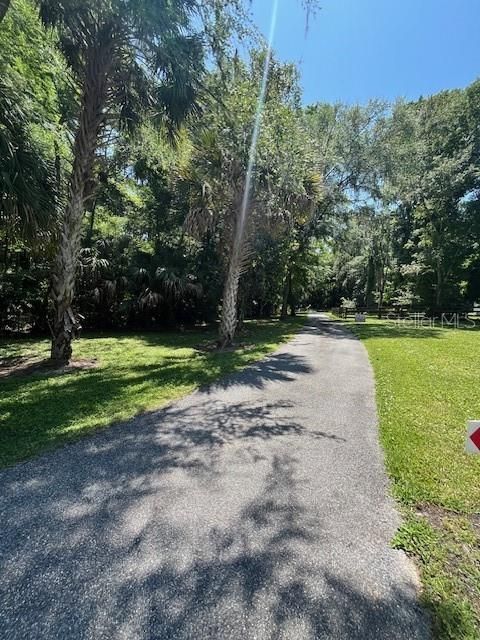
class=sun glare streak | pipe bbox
[237,0,279,242]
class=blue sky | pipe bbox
[250,0,480,105]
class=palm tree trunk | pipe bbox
[50,194,84,363]
[0,0,11,23]
[218,187,249,347]
[50,45,112,364]
[219,252,241,346]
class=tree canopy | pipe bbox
[1,0,479,350]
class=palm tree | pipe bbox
[184,129,249,346]
[39,0,204,363]
[184,53,322,346]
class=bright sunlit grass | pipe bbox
[343,317,480,640]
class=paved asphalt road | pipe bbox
[0,314,430,639]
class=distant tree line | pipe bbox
[317,84,480,314]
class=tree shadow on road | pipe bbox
[208,351,313,391]
[0,399,427,639]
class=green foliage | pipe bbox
[0,0,67,238]
[3,2,478,334]
[39,0,206,134]
[0,0,71,329]
[322,83,480,313]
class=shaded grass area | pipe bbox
[341,317,480,639]
[0,317,304,468]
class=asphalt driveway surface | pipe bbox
[0,314,430,639]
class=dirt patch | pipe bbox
[0,356,98,379]
[415,503,480,619]
[195,341,257,353]
[416,503,480,532]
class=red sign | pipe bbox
[466,421,480,454]
[470,427,480,451]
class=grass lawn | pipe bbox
[343,317,480,640]
[0,316,304,468]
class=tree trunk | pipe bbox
[218,183,250,347]
[0,0,11,23]
[435,254,443,311]
[3,215,8,269]
[280,270,291,319]
[219,253,241,346]
[365,255,375,308]
[50,45,112,364]
[377,265,385,319]
[377,286,384,319]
